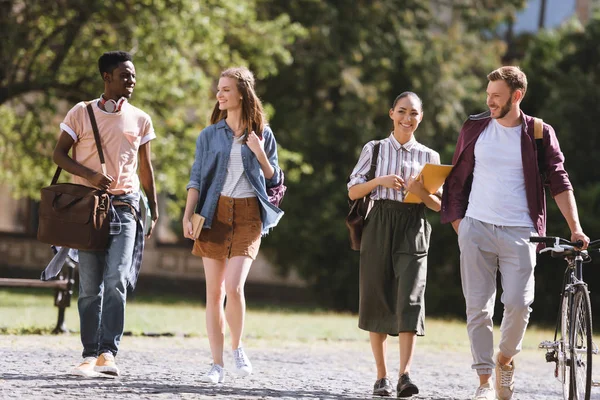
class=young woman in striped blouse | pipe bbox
[183,67,284,384]
[347,92,441,398]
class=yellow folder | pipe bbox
[403,163,453,204]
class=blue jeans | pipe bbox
[77,205,136,358]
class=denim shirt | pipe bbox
[186,119,284,235]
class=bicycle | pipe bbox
[530,236,600,400]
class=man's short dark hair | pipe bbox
[98,51,133,77]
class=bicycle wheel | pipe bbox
[559,292,571,400]
[570,285,593,400]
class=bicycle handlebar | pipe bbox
[529,236,551,244]
[529,236,584,248]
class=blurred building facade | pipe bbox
[576,0,600,24]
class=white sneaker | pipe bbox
[473,382,496,400]
[232,347,252,376]
[93,352,120,376]
[70,357,98,377]
[495,357,516,400]
[199,363,225,384]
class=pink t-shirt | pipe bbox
[60,99,156,195]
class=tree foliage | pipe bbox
[520,16,600,323]
[0,0,304,205]
[259,0,525,310]
[5,0,600,323]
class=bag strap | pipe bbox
[533,117,545,177]
[51,102,106,185]
[533,117,543,140]
[366,141,381,181]
[86,103,107,175]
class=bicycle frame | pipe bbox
[534,236,599,400]
[549,248,584,342]
[546,252,585,399]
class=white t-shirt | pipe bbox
[465,118,534,227]
[60,100,156,195]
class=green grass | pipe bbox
[0,288,591,353]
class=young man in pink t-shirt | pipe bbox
[52,51,158,377]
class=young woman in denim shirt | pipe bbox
[348,92,441,398]
[183,67,284,384]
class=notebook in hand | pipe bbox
[403,164,453,204]
[191,213,205,240]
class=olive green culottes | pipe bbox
[358,200,431,336]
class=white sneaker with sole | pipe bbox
[232,347,252,376]
[70,357,98,377]
[473,382,496,400]
[93,352,120,376]
[495,356,515,400]
[199,363,225,384]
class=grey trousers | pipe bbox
[457,216,537,375]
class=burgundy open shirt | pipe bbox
[441,110,572,237]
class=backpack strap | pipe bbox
[366,141,381,181]
[533,117,546,178]
[533,117,543,140]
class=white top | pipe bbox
[347,134,441,202]
[465,119,534,227]
[221,135,256,198]
[60,99,156,195]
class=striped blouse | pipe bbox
[221,135,256,198]
[348,133,441,202]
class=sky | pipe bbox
[513,0,577,32]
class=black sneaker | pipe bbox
[373,377,393,397]
[397,373,419,398]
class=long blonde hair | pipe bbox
[210,67,266,138]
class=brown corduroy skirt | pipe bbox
[192,195,262,260]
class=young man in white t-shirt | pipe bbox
[441,66,589,400]
[52,51,158,377]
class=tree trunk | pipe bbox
[538,0,547,30]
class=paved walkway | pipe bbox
[0,334,592,399]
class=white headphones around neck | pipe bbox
[99,95,126,113]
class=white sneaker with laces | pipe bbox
[495,356,515,400]
[232,347,252,376]
[473,382,496,400]
[70,356,98,377]
[199,363,225,384]
[94,352,120,376]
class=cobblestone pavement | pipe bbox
[0,334,594,399]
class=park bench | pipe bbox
[0,257,75,334]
